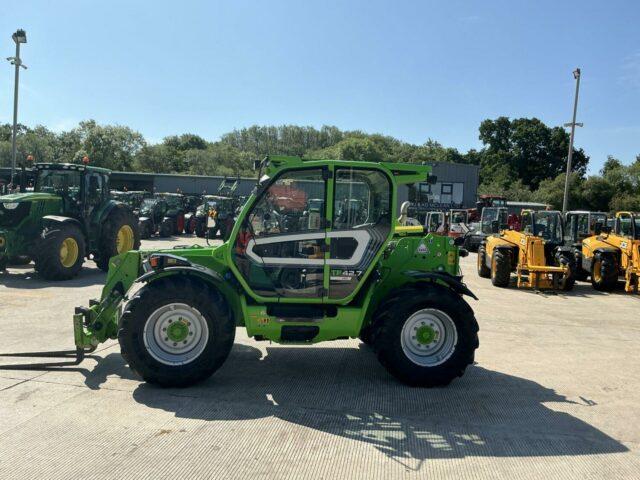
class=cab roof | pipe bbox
[264,155,433,185]
[35,162,111,174]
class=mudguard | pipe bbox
[42,215,83,230]
[404,270,478,300]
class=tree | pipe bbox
[134,144,174,173]
[534,173,584,210]
[75,120,146,170]
[477,117,589,190]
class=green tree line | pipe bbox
[1,118,638,211]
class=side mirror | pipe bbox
[427,175,437,185]
[594,223,602,235]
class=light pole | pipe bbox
[561,68,582,214]
[6,29,27,190]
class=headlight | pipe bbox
[2,202,19,210]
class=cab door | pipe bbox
[326,167,392,300]
[231,168,328,300]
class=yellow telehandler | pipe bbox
[477,209,575,290]
[581,212,640,292]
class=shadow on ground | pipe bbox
[0,265,106,289]
[118,343,628,467]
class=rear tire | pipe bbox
[95,207,141,272]
[159,219,173,238]
[477,245,490,278]
[119,277,235,387]
[36,223,85,280]
[490,249,511,288]
[372,284,478,387]
[591,254,618,291]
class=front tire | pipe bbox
[35,223,86,280]
[119,277,235,387]
[490,249,511,287]
[477,245,490,278]
[591,253,618,291]
[95,207,141,272]
[372,285,478,387]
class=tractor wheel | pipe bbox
[556,251,576,291]
[477,245,490,278]
[139,220,152,240]
[195,218,207,238]
[372,284,478,387]
[8,255,31,266]
[35,223,86,280]
[119,276,235,387]
[175,214,185,235]
[490,249,511,288]
[572,249,589,281]
[185,216,196,235]
[95,208,141,272]
[591,254,618,291]
[159,219,173,238]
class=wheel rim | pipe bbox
[593,260,602,283]
[143,303,209,366]
[400,308,458,367]
[116,225,135,253]
[60,237,79,268]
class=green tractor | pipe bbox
[0,162,140,280]
[6,157,479,387]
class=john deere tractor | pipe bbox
[581,212,640,292]
[55,156,479,388]
[0,162,140,280]
[478,209,575,290]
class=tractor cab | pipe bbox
[521,210,564,246]
[614,212,640,240]
[564,211,608,245]
[34,163,110,221]
[480,207,508,235]
[425,211,445,233]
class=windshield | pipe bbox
[617,215,640,239]
[35,169,82,201]
[533,211,563,243]
[481,208,507,234]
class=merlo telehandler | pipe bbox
[581,212,640,292]
[1,156,479,388]
[477,209,575,290]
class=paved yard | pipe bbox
[1,236,639,479]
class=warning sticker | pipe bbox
[417,242,428,254]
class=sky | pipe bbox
[1,0,639,173]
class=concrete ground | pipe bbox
[1,236,639,479]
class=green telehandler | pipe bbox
[1,156,479,387]
[0,161,140,279]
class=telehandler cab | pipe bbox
[477,209,575,290]
[1,156,479,387]
[564,211,608,281]
[581,212,640,292]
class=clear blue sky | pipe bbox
[1,0,638,173]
